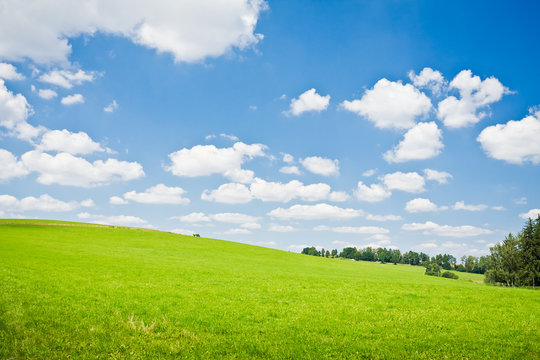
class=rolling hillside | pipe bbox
[1,220,538,359]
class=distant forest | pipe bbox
[302,216,540,288]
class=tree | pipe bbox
[519,216,540,287]
[392,249,401,264]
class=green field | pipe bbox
[1,220,538,359]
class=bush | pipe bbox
[442,271,459,279]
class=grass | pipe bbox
[1,220,538,359]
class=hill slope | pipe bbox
[0,220,538,359]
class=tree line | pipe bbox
[301,216,539,288]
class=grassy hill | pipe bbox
[1,220,538,359]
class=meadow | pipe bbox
[0,220,538,359]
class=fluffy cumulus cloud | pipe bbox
[341,78,432,130]
[61,94,84,106]
[104,100,119,113]
[0,0,267,64]
[0,194,92,213]
[519,209,540,220]
[383,122,443,163]
[437,70,509,128]
[37,129,105,155]
[365,214,402,221]
[0,149,29,181]
[381,172,425,193]
[109,196,128,205]
[477,111,540,164]
[402,221,493,237]
[453,201,487,211]
[279,165,301,175]
[77,212,149,226]
[408,67,445,94]
[166,142,266,183]
[423,169,453,184]
[0,62,24,80]
[314,225,389,235]
[119,184,190,205]
[300,156,339,176]
[269,224,297,232]
[21,150,144,187]
[0,79,43,140]
[354,181,391,202]
[172,212,210,223]
[39,69,96,89]
[286,88,330,116]
[405,198,447,213]
[38,89,58,100]
[202,178,347,204]
[201,183,253,204]
[268,203,363,221]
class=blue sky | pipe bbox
[1,1,539,257]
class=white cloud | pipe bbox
[282,153,294,163]
[423,169,453,184]
[341,78,432,130]
[268,203,363,221]
[104,100,118,113]
[109,196,128,205]
[383,122,443,163]
[37,129,104,155]
[122,184,189,204]
[519,209,540,220]
[0,79,43,140]
[201,183,253,204]
[477,111,540,164]
[0,149,29,181]
[21,150,144,187]
[219,133,239,141]
[514,197,527,205]
[251,178,332,202]
[202,178,346,204]
[315,225,389,235]
[491,206,505,211]
[328,191,349,202]
[453,201,487,211]
[279,165,301,175]
[286,88,330,116]
[173,212,211,223]
[39,69,95,89]
[405,198,447,213]
[38,89,58,100]
[408,67,445,94]
[382,171,426,193]
[269,224,296,232]
[0,194,90,212]
[0,1,267,64]
[223,228,252,235]
[402,221,493,237]
[61,94,84,106]
[0,62,24,80]
[210,212,260,224]
[80,199,95,207]
[300,156,339,176]
[166,142,266,183]
[365,214,402,221]
[77,212,149,227]
[354,181,391,202]
[437,70,509,128]
[362,169,376,177]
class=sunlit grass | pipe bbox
[1,220,538,359]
